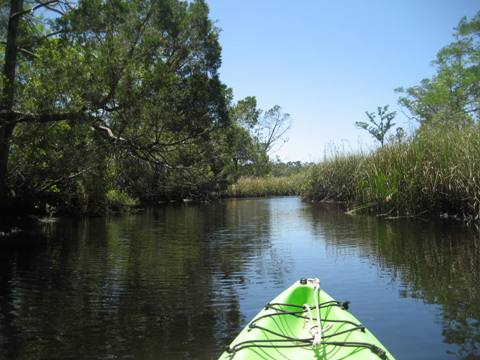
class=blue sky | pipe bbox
[206,0,479,162]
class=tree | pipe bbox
[1,0,25,200]
[226,96,267,177]
[232,96,261,129]
[270,159,307,177]
[396,11,480,128]
[0,0,231,207]
[388,127,407,144]
[256,105,291,154]
[227,98,291,177]
[356,105,396,147]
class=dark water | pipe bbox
[1,197,479,360]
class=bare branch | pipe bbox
[37,169,87,193]
[11,0,59,19]
[91,123,126,142]
[0,41,36,58]
[33,30,64,44]
[17,46,36,58]
[259,106,291,153]
[43,3,65,16]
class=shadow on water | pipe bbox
[0,200,282,359]
[0,198,479,359]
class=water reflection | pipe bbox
[0,198,479,359]
[0,200,286,359]
[304,203,480,359]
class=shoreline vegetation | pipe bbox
[223,123,480,225]
[225,174,304,198]
[225,123,480,224]
[302,124,480,224]
[1,2,479,227]
[0,0,293,220]
[224,12,480,226]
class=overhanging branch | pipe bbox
[1,109,86,124]
[11,0,60,19]
[0,41,36,58]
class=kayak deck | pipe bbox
[219,279,395,360]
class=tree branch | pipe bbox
[0,41,36,58]
[93,5,155,109]
[33,30,64,44]
[91,123,126,142]
[1,109,86,124]
[11,0,59,19]
[43,3,65,16]
[37,169,87,193]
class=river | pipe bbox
[0,197,479,359]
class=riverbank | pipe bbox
[302,124,480,224]
[225,174,304,197]
[4,121,479,227]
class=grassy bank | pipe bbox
[226,174,304,197]
[302,125,480,223]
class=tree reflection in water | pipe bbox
[305,203,480,359]
[1,198,479,359]
[0,199,288,359]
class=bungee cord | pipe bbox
[303,278,333,345]
[226,278,388,360]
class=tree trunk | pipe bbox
[0,124,15,199]
[0,0,23,201]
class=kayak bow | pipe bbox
[219,278,395,360]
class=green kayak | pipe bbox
[219,278,395,360]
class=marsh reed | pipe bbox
[226,174,304,197]
[302,125,480,223]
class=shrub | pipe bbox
[106,189,139,211]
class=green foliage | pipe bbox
[226,174,304,198]
[356,105,396,147]
[226,97,291,178]
[397,12,480,127]
[303,125,480,222]
[2,0,290,214]
[303,152,364,202]
[270,160,311,177]
[106,189,139,209]
[313,11,480,223]
[232,96,261,129]
[8,120,110,213]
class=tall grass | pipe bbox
[303,125,480,223]
[226,174,304,197]
[302,152,364,202]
